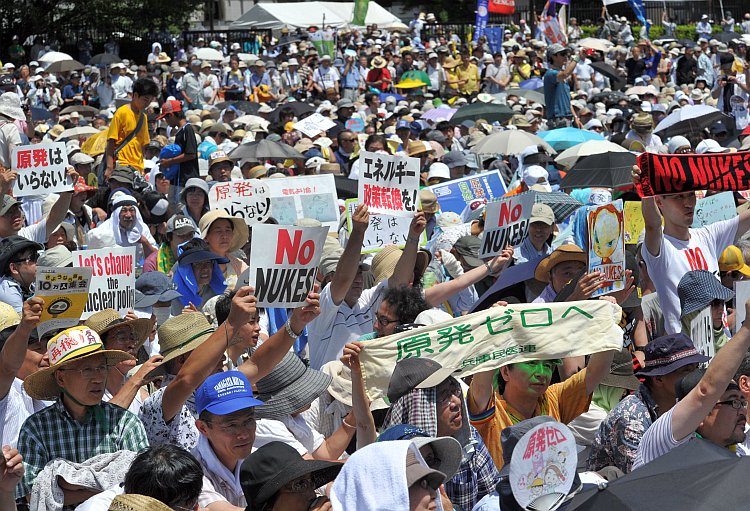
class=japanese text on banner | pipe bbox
[264,174,340,229]
[359,300,623,400]
[35,267,93,337]
[209,179,271,225]
[345,198,426,253]
[12,142,72,197]
[481,194,535,258]
[248,224,329,308]
[358,150,420,218]
[73,246,136,319]
[587,200,626,297]
[293,113,336,138]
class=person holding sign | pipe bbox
[0,236,42,314]
[633,165,750,335]
[170,239,228,316]
[199,210,250,291]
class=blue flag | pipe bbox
[628,0,649,32]
[474,0,489,41]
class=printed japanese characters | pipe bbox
[358,150,420,217]
[12,142,73,196]
[35,267,93,336]
[209,179,271,225]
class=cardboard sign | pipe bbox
[735,280,750,334]
[12,142,72,197]
[264,174,340,230]
[248,224,329,308]
[35,267,93,337]
[345,198,426,253]
[509,421,576,510]
[692,191,737,228]
[689,306,713,367]
[587,200,625,297]
[428,170,507,215]
[208,179,271,225]
[623,201,645,245]
[481,194,535,258]
[73,246,137,319]
[358,150,420,218]
[293,113,336,138]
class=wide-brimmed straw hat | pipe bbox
[241,441,343,510]
[533,244,587,283]
[371,245,432,285]
[199,210,250,253]
[255,353,333,420]
[600,350,641,390]
[371,56,387,68]
[108,494,172,511]
[84,309,152,350]
[157,312,215,365]
[23,326,135,400]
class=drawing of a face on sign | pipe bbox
[591,205,621,264]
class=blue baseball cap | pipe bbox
[395,120,411,130]
[377,424,430,442]
[196,371,264,416]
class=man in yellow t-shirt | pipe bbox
[105,78,160,177]
[510,50,532,84]
[468,351,616,469]
[456,52,480,96]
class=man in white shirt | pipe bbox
[110,63,133,100]
[634,166,750,334]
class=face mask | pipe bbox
[153,306,172,328]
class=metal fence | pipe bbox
[181,29,272,51]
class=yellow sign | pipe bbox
[35,267,92,337]
[623,201,645,245]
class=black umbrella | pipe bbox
[334,175,357,199]
[88,53,122,66]
[590,90,627,106]
[568,440,747,511]
[561,151,637,189]
[451,102,513,125]
[470,256,546,312]
[270,101,315,123]
[516,190,583,223]
[711,31,741,44]
[228,139,304,161]
[591,62,626,91]
[60,105,99,116]
[214,100,260,114]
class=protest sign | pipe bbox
[345,117,365,133]
[623,201,645,244]
[345,199,426,253]
[735,280,750,334]
[481,194,535,257]
[358,150,420,217]
[35,267,92,337]
[73,246,136,319]
[264,174,339,230]
[587,200,625,297]
[689,306,713,367]
[360,300,623,399]
[692,191,737,227]
[635,150,750,197]
[293,113,336,138]
[428,170,507,215]
[510,422,576,510]
[208,179,271,225]
[248,224,329,308]
[12,142,72,197]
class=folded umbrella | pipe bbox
[450,102,513,125]
[538,127,605,151]
[654,104,735,138]
[555,140,630,170]
[470,130,556,156]
[228,139,305,161]
[560,151,637,189]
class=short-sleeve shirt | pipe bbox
[138,384,199,450]
[543,69,572,120]
[469,369,591,469]
[107,104,150,172]
[173,123,199,183]
[641,216,738,334]
[632,407,692,469]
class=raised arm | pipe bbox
[44,166,78,239]
[330,204,369,305]
[343,341,377,448]
[390,211,426,288]
[632,165,663,257]
[670,298,750,441]
[0,298,41,401]
[585,349,618,394]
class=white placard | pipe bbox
[293,113,336,138]
[208,179,271,225]
[248,224,329,308]
[734,280,750,334]
[73,246,137,319]
[12,142,73,197]
[264,174,340,230]
[357,150,420,218]
[344,199,426,253]
[481,194,535,258]
[689,306,714,367]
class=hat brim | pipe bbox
[251,457,343,509]
[410,437,463,482]
[204,394,265,415]
[635,353,710,377]
[158,328,215,366]
[256,369,333,420]
[95,317,153,351]
[534,251,587,283]
[134,289,183,308]
[179,250,230,266]
[600,372,641,391]
[23,349,135,401]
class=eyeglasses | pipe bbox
[375,313,399,327]
[716,398,748,410]
[206,415,256,435]
[12,252,39,265]
[341,137,356,142]
[437,386,462,406]
[108,329,136,346]
[280,476,315,494]
[60,364,110,379]
[413,477,439,492]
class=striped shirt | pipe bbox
[17,400,149,497]
[632,407,691,469]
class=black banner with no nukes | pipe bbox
[636,151,750,197]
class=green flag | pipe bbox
[352,0,369,26]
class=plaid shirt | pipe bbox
[17,400,149,497]
[444,427,500,511]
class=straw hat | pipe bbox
[84,309,152,350]
[23,326,135,401]
[371,56,387,68]
[371,245,431,285]
[108,494,172,511]
[321,360,389,410]
[0,302,19,332]
[407,140,434,158]
[199,210,250,253]
[247,164,268,179]
[157,312,215,365]
[533,244,587,283]
[156,52,171,64]
[442,57,460,69]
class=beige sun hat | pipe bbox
[108,494,173,511]
[23,326,135,401]
[199,210,250,253]
[371,245,431,285]
[157,312,215,365]
[84,309,152,350]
